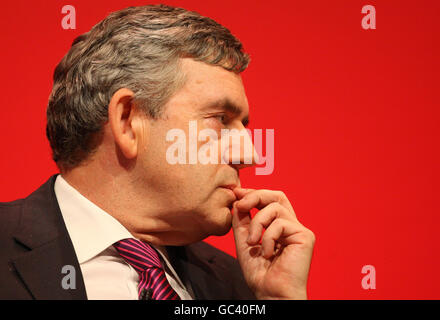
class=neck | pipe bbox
[60,161,177,246]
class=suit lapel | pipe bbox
[166,244,232,299]
[11,174,87,299]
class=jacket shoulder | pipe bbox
[0,198,25,234]
[0,198,25,209]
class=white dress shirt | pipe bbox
[54,174,194,300]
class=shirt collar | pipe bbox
[54,174,134,264]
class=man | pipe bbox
[0,4,315,299]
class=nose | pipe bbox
[221,127,259,170]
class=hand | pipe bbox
[231,188,315,300]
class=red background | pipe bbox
[0,0,439,299]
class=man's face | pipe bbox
[135,58,253,244]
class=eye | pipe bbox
[212,114,227,124]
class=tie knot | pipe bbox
[113,238,163,272]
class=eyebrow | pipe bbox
[204,98,250,127]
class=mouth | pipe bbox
[218,184,238,207]
[219,184,238,191]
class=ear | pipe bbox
[108,88,140,160]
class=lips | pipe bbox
[219,184,238,204]
[220,184,238,191]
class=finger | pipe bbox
[261,219,311,259]
[260,219,289,259]
[236,189,295,215]
[247,202,292,244]
[233,187,255,200]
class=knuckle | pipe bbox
[273,218,287,229]
[306,229,316,243]
[275,190,286,202]
[265,218,282,233]
[269,201,283,211]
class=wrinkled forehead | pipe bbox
[175,58,249,114]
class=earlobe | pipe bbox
[108,88,139,160]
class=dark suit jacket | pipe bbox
[0,174,255,300]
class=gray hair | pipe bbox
[46,4,250,171]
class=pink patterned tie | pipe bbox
[113,238,180,300]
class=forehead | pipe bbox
[166,58,249,116]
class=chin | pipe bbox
[207,207,233,236]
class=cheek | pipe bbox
[178,165,221,207]
[143,123,221,198]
